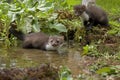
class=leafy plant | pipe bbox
[0,0,69,47]
[59,66,73,80]
[96,65,120,77]
[108,21,120,36]
[83,44,101,57]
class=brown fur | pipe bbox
[9,23,64,50]
[74,5,109,44]
[22,32,49,49]
[74,5,109,30]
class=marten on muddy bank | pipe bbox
[73,4,109,31]
[73,4,109,44]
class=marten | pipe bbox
[9,22,64,51]
[73,4,109,31]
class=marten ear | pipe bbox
[73,5,80,10]
[49,36,53,39]
[82,5,86,10]
[58,36,64,40]
[61,36,64,39]
[10,21,17,28]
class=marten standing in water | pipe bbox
[74,4,109,31]
[9,22,64,51]
[73,4,109,44]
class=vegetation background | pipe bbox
[0,0,120,80]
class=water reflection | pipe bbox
[0,46,83,75]
[0,43,120,79]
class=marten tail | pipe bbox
[9,22,25,41]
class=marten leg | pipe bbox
[84,20,94,45]
[83,21,88,29]
[85,19,94,31]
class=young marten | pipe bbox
[9,23,64,51]
[73,4,109,44]
[73,5,109,31]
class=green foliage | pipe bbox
[0,0,70,47]
[8,0,56,33]
[0,1,12,47]
[96,65,120,76]
[59,66,73,80]
[97,0,120,14]
[50,23,67,32]
[108,21,120,36]
[0,0,120,80]
[83,44,100,57]
[0,0,84,47]
[97,0,120,36]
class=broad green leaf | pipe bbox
[48,13,58,21]
[0,3,10,14]
[97,67,111,74]
[83,45,89,54]
[32,18,40,32]
[36,12,48,18]
[37,0,53,12]
[50,23,67,32]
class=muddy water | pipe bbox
[0,41,119,79]
[0,45,85,76]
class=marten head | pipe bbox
[73,5,86,16]
[48,36,64,47]
[10,21,17,28]
[46,36,64,50]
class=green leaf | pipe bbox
[32,18,40,32]
[59,66,73,80]
[48,13,58,21]
[83,45,89,54]
[37,0,53,12]
[97,67,111,74]
[50,23,67,32]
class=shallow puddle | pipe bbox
[0,45,84,76]
[0,41,120,79]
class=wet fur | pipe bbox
[22,32,49,50]
[9,25,64,50]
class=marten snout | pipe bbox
[52,43,58,47]
[51,40,61,47]
[51,41,59,47]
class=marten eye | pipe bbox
[56,40,60,43]
[51,40,53,43]
[50,39,53,43]
[79,10,83,13]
